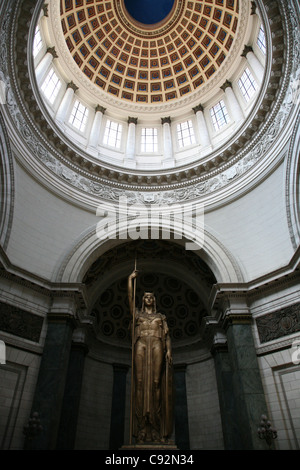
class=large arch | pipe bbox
[0,112,14,252]
[55,219,244,287]
[285,113,300,250]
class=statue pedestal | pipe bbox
[121,442,177,450]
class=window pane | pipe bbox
[41,68,61,104]
[69,100,89,132]
[177,120,196,148]
[33,26,43,58]
[257,25,266,55]
[210,100,229,131]
[238,68,257,102]
[141,128,158,153]
[103,119,122,148]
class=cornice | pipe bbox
[208,246,300,312]
[0,0,299,205]
[0,246,88,309]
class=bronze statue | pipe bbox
[128,269,173,444]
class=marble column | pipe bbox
[24,300,77,450]
[241,45,264,84]
[125,117,137,168]
[174,364,190,450]
[35,47,58,85]
[161,117,174,166]
[211,332,241,450]
[55,81,78,124]
[109,364,129,450]
[224,312,269,450]
[192,104,211,149]
[88,105,106,148]
[56,328,89,450]
[220,80,244,124]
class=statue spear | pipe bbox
[129,256,137,445]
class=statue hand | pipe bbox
[166,351,172,364]
[129,269,138,280]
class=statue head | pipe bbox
[142,292,156,313]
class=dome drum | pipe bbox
[5,0,294,201]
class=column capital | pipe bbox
[95,104,106,114]
[223,313,252,331]
[220,79,232,91]
[192,104,204,114]
[67,81,79,92]
[42,3,49,17]
[46,46,58,59]
[128,116,138,124]
[211,341,228,356]
[250,1,257,15]
[241,45,253,57]
[161,116,171,125]
[47,312,77,329]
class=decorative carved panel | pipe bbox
[0,302,43,343]
[256,303,300,344]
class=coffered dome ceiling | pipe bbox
[57,0,244,110]
[3,0,293,202]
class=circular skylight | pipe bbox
[124,0,175,25]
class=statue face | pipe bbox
[143,293,155,307]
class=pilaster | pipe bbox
[174,364,190,450]
[24,296,78,450]
[56,325,91,449]
[221,297,269,449]
[109,363,129,450]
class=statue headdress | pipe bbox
[142,292,157,313]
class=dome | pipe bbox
[14,0,286,203]
[57,0,243,108]
[30,0,275,182]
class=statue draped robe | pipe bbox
[131,309,173,443]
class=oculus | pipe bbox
[124,0,175,25]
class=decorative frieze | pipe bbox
[256,302,300,343]
[0,302,43,342]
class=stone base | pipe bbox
[121,442,177,450]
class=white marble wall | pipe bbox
[251,284,300,450]
[0,345,42,450]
